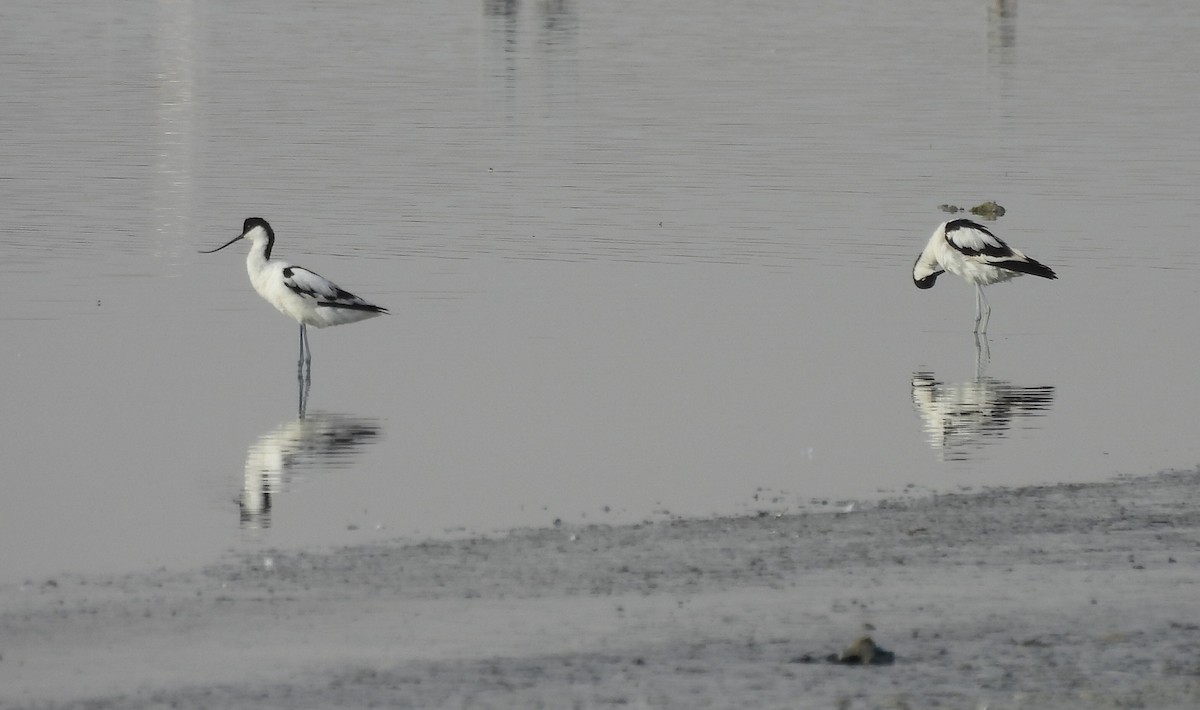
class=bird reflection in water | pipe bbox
[239,413,382,528]
[988,0,1017,55]
[911,338,1054,461]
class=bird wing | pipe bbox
[942,219,1012,258]
[282,266,387,312]
[943,219,1058,279]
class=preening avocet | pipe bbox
[201,218,388,373]
[913,218,1056,333]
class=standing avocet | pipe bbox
[913,218,1056,333]
[201,218,388,373]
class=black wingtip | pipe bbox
[318,302,389,314]
[998,259,1057,280]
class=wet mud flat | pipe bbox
[3,471,1199,709]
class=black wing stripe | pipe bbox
[316,301,389,314]
[944,219,1013,258]
[281,267,319,299]
[994,259,1057,280]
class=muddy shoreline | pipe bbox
[3,471,1199,709]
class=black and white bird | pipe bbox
[201,218,388,373]
[913,218,1056,333]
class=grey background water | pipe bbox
[2,0,1199,585]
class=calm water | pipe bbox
[2,0,1200,585]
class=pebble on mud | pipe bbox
[969,201,1006,219]
[831,636,896,665]
[937,202,1006,220]
[790,636,897,666]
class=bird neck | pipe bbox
[245,237,271,276]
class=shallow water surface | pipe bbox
[2,0,1200,584]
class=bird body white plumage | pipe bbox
[245,245,383,329]
[914,219,1050,287]
[202,217,387,373]
[912,219,1056,332]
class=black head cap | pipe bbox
[242,217,273,236]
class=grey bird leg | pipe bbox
[298,324,313,381]
[973,285,992,334]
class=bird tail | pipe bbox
[318,301,389,314]
[996,258,1057,280]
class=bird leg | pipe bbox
[973,285,992,334]
[973,330,991,377]
[298,324,312,382]
[298,365,311,419]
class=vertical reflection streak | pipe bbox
[154,0,196,252]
